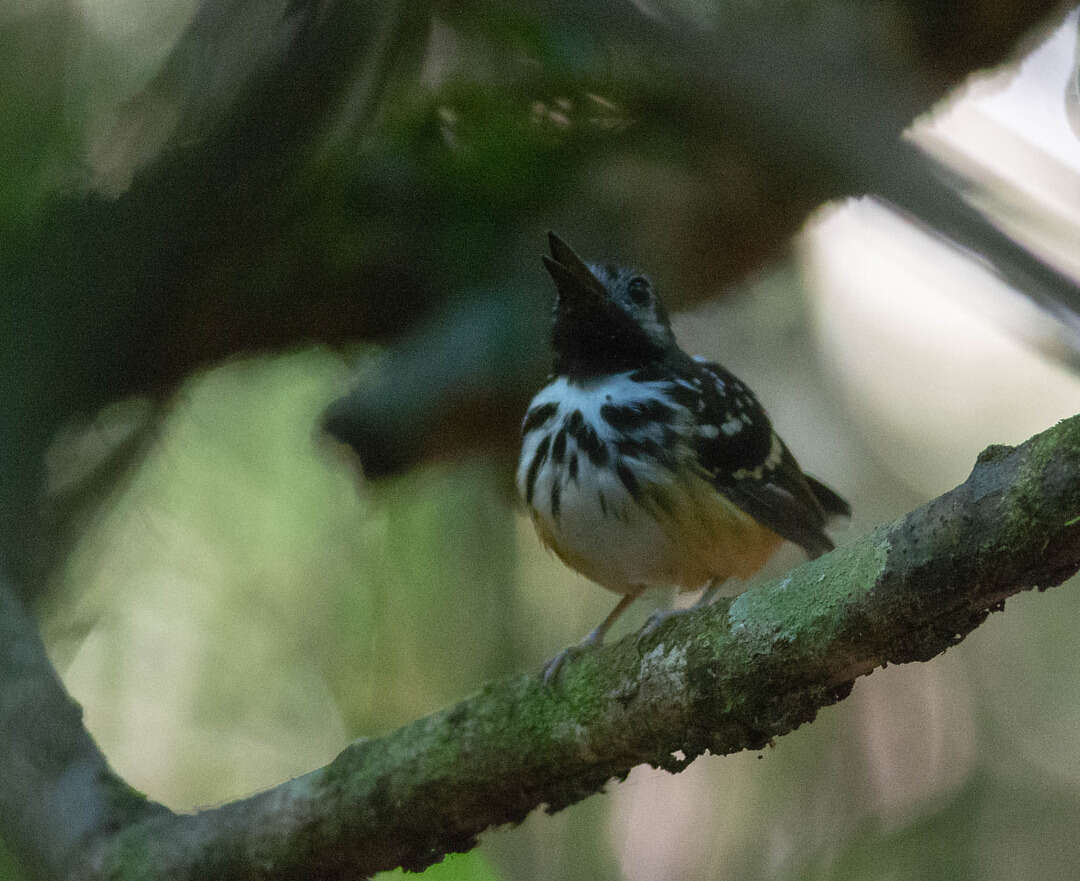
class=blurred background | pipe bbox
[2,1,1080,879]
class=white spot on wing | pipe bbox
[764,432,783,470]
[732,465,763,480]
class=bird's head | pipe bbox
[543,232,675,379]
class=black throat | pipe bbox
[552,307,669,380]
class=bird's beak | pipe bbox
[543,232,607,307]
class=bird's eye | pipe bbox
[627,276,650,305]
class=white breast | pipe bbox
[516,374,698,593]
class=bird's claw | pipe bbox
[636,607,689,644]
[541,631,603,685]
[541,647,576,685]
[637,589,729,645]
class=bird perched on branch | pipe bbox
[519,233,850,682]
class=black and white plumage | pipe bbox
[518,233,849,681]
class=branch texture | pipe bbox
[0,575,164,880]
[60,413,1080,880]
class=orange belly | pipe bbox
[531,469,783,594]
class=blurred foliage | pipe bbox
[49,352,519,801]
[0,4,74,234]
[798,767,1080,881]
[0,835,28,881]
[375,851,502,881]
[1,0,1072,596]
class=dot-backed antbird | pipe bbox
[518,233,850,682]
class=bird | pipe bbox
[518,233,850,682]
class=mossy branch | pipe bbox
[21,413,1067,879]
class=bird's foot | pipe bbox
[636,607,693,644]
[637,586,727,644]
[542,630,604,685]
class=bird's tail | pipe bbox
[804,474,851,522]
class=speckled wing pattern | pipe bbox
[640,354,845,560]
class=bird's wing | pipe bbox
[676,358,839,559]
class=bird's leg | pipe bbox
[542,590,642,685]
[637,578,730,642]
[691,578,727,609]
